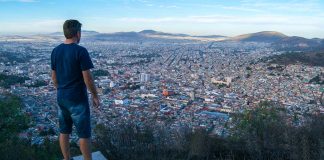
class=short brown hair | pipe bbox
[63,20,82,39]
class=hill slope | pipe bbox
[271,36,324,51]
[230,31,288,43]
[266,51,324,67]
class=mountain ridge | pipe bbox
[1,30,323,51]
[85,30,323,50]
[229,31,288,42]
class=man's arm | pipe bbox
[51,70,58,88]
[82,70,97,96]
[82,70,100,108]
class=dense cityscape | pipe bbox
[0,32,323,147]
[1,0,324,159]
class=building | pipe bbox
[320,106,324,114]
[189,91,195,101]
[110,81,116,88]
[211,77,232,86]
[163,89,175,96]
[140,73,150,82]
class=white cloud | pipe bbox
[221,6,262,12]
[19,0,36,2]
[0,0,37,2]
[0,19,64,33]
[118,14,323,27]
[239,0,322,13]
[180,0,323,15]
[116,14,324,38]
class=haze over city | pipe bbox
[0,0,324,38]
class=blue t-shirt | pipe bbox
[51,43,94,102]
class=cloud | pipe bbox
[132,0,178,8]
[221,6,262,12]
[239,0,322,13]
[0,0,37,2]
[158,5,178,8]
[0,19,64,33]
[189,4,263,13]
[116,14,324,38]
[19,0,36,2]
[118,14,323,27]
[177,0,323,15]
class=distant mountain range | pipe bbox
[1,29,323,51]
[228,31,324,51]
[81,29,228,42]
[139,30,190,37]
[87,30,324,51]
[49,30,100,36]
[230,31,288,43]
[82,30,323,50]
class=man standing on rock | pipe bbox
[51,19,100,160]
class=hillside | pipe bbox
[271,36,324,51]
[266,51,324,67]
[230,31,288,43]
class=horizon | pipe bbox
[1,29,323,40]
[0,0,324,38]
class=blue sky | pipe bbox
[0,0,323,38]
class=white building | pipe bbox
[140,73,150,82]
[110,81,116,88]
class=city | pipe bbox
[0,31,323,146]
[0,0,324,159]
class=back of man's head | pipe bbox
[63,19,82,39]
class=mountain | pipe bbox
[50,30,99,36]
[266,51,324,67]
[226,31,324,51]
[230,31,288,43]
[193,35,227,38]
[84,30,227,42]
[86,31,147,42]
[271,36,324,51]
[138,30,227,39]
[1,30,322,51]
[138,30,158,34]
[139,30,190,37]
[82,30,100,35]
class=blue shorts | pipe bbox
[57,98,91,138]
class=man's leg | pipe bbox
[59,133,71,160]
[79,138,92,160]
[71,101,92,160]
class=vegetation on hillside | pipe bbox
[0,73,48,88]
[266,51,324,67]
[92,69,111,79]
[0,50,34,64]
[1,93,323,159]
[94,101,324,160]
[309,74,324,85]
[0,94,62,160]
[26,80,48,88]
[0,73,30,88]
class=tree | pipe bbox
[0,94,64,160]
[231,101,291,159]
[92,69,111,79]
[231,101,324,160]
[0,94,30,141]
[0,74,30,88]
[93,100,324,160]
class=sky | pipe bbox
[0,0,323,38]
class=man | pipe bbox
[51,19,100,160]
